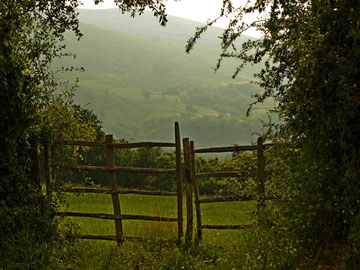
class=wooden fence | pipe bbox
[45,121,276,244]
[47,122,183,243]
[182,137,275,240]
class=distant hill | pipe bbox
[56,9,272,147]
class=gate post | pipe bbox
[174,122,183,238]
[190,141,202,242]
[106,135,123,244]
[183,138,193,245]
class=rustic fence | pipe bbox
[182,137,275,241]
[46,122,183,243]
[45,121,276,244]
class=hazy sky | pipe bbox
[79,0,261,38]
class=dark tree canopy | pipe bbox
[187,0,360,266]
[0,1,170,267]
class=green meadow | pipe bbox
[58,192,258,269]
[62,192,256,245]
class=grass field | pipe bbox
[61,192,257,245]
[58,192,258,269]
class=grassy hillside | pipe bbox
[56,9,273,146]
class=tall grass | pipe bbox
[61,192,256,245]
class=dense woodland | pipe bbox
[1,0,359,269]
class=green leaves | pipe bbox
[186,0,360,266]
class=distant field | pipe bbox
[61,192,256,245]
[54,9,274,146]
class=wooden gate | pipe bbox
[182,137,275,240]
[47,122,183,243]
[45,121,276,244]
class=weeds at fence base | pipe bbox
[58,236,247,270]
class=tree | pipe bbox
[0,1,86,267]
[0,0,170,267]
[187,0,360,267]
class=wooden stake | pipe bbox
[190,141,202,241]
[174,122,183,238]
[106,135,123,244]
[257,137,265,210]
[183,138,193,245]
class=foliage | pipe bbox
[57,239,231,270]
[95,0,169,26]
[0,0,84,267]
[0,0,171,268]
[187,0,360,267]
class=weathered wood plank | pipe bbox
[63,187,108,193]
[55,140,106,147]
[194,145,257,153]
[263,143,275,148]
[111,142,176,148]
[53,164,108,171]
[183,138,193,243]
[194,143,274,153]
[174,122,183,238]
[53,164,176,174]
[198,194,276,203]
[63,187,177,196]
[190,141,202,241]
[198,195,256,203]
[64,234,145,241]
[106,135,123,244]
[195,170,279,178]
[201,224,251,230]
[57,211,178,222]
[54,140,176,148]
[196,171,254,178]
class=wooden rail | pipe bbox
[64,188,177,196]
[64,234,145,241]
[194,143,274,153]
[57,212,178,222]
[198,194,276,203]
[196,171,254,178]
[198,195,256,203]
[55,140,176,148]
[196,170,279,179]
[64,234,176,242]
[201,224,251,230]
[53,164,176,174]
